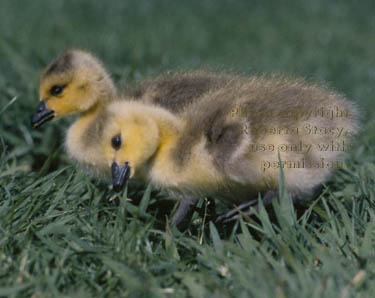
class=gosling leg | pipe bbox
[171,197,217,230]
[171,199,197,231]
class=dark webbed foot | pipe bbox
[215,190,277,223]
[215,185,324,224]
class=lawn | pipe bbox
[0,0,374,297]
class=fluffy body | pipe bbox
[101,77,360,205]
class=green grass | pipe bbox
[1,0,375,297]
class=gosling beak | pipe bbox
[111,161,131,192]
[31,101,55,128]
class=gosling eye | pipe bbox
[111,134,122,150]
[50,85,65,96]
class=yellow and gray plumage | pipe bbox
[31,50,360,226]
[100,76,360,224]
[31,50,230,178]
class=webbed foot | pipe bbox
[215,190,277,223]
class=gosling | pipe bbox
[99,77,360,226]
[31,49,229,177]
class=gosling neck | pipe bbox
[79,83,116,119]
[146,109,183,185]
[80,101,103,119]
[152,108,182,148]
[81,77,118,116]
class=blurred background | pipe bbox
[1,2,374,295]
[0,0,374,171]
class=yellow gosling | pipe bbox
[31,49,230,177]
[100,76,360,226]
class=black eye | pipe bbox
[111,134,122,150]
[50,85,64,96]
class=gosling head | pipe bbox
[101,106,162,192]
[31,50,117,128]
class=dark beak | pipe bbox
[31,101,55,128]
[111,161,131,192]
